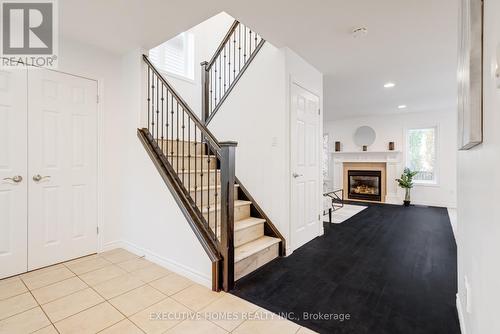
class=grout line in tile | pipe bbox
[63,262,164,332]
[0,304,40,324]
[31,276,89,305]
[63,265,131,320]
[144,278,192,298]
[0,288,29,302]
[51,301,123,333]
[18,276,61,334]
[62,258,114,276]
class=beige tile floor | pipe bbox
[0,248,317,334]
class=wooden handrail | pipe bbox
[206,20,240,70]
[143,54,221,151]
[200,21,266,125]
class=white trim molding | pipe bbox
[332,151,403,204]
[456,293,467,334]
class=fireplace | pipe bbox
[348,170,382,202]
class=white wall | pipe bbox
[57,11,323,285]
[457,0,500,333]
[210,45,323,254]
[209,43,288,245]
[153,12,234,118]
[324,110,457,208]
[117,49,213,286]
[58,40,214,286]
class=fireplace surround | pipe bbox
[341,162,387,203]
[348,170,382,202]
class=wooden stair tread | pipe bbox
[166,154,216,158]
[235,217,266,231]
[235,236,281,262]
[189,184,239,192]
[178,169,221,174]
[201,200,251,214]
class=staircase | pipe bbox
[139,21,282,292]
[158,139,281,280]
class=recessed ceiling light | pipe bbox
[384,82,396,88]
[398,105,407,109]
[352,27,368,38]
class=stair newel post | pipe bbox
[219,141,237,291]
[201,61,210,125]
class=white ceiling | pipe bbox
[60,0,459,120]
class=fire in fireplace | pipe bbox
[348,170,382,202]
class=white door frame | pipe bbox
[287,78,323,254]
[45,68,104,254]
[28,66,102,259]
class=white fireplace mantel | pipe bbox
[332,151,403,204]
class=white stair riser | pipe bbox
[190,186,238,206]
[159,140,205,156]
[179,170,221,188]
[235,223,264,248]
[235,243,279,280]
[203,203,251,223]
[169,156,217,170]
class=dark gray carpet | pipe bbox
[231,203,460,334]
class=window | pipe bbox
[149,32,194,81]
[406,127,437,183]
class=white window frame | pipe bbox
[405,125,439,186]
[149,32,195,83]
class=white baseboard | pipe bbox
[456,293,467,334]
[98,240,212,289]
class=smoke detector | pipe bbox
[352,27,368,38]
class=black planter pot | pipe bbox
[403,200,411,207]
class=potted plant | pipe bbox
[396,168,419,207]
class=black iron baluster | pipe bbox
[151,73,155,138]
[228,33,231,85]
[182,107,185,185]
[170,94,174,165]
[200,127,203,220]
[255,32,258,53]
[161,82,164,152]
[233,31,237,83]
[147,67,150,133]
[238,24,242,71]
[194,126,198,207]
[218,55,221,106]
[214,62,218,115]
[156,76,160,145]
[243,26,247,64]
[176,102,179,174]
[207,144,211,233]
[223,45,227,96]
[249,30,252,55]
[209,67,213,117]
[188,118,191,192]
[167,87,170,161]
[214,154,218,241]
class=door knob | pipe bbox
[33,174,51,182]
[292,172,303,178]
[2,175,23,183]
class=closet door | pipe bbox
[0,69,28,279]
[28,68,98,270]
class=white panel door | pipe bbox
[291,83,320,251]
[28,68,98,270]
[0,69,28,279]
